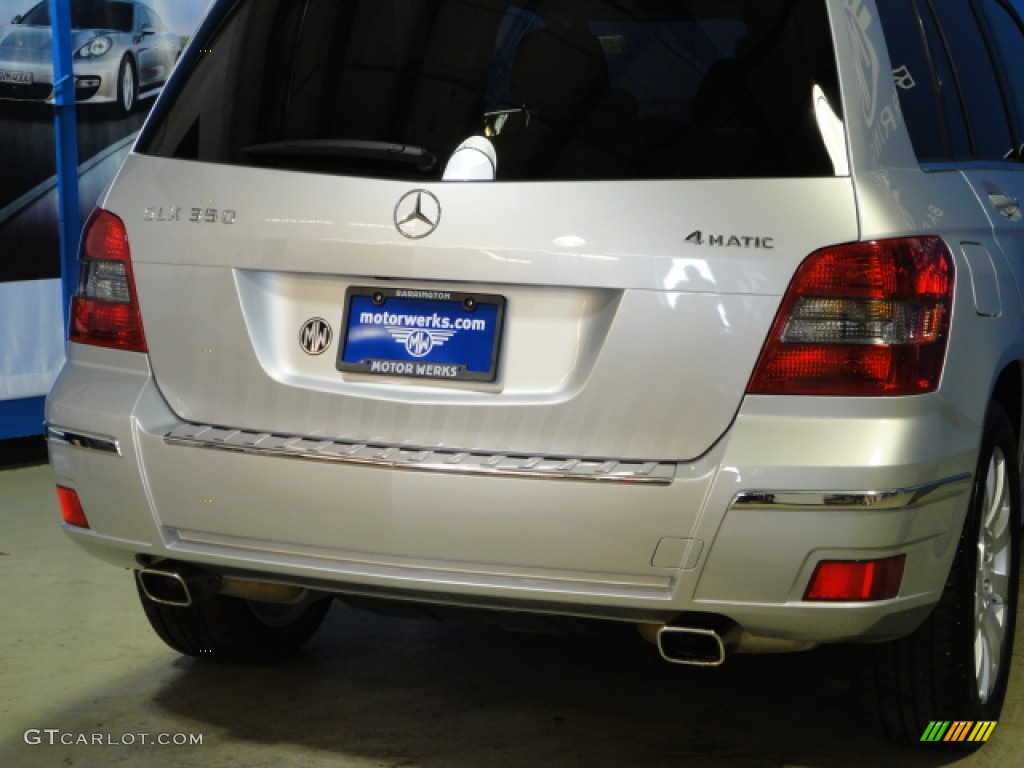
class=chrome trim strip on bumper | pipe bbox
[163,423,676,485]
[46,427,122,456]
[732,473,973,511]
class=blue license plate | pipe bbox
[337,288,505,382]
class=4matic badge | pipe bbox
[686,230,775,249]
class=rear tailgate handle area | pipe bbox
[989,192,1022,221]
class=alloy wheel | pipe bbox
[975,445,1013,703]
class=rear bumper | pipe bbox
[46,345,980,644]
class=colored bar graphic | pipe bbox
[966,722,998,742]
[947,722,972,741]
[920,721,997,743]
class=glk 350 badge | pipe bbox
[143,207,237,224]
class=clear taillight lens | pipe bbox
[70,209,148,353]
[747,238,954,396]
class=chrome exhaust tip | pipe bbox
[656,625,729,666]
[640,619,817,664]
[137,566,221,607]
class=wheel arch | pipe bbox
[124,52,139,81]
[121,51,138,73]
[117,53,138,114]
[989,360,1024,525]
[990,361,1023,455]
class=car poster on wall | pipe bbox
[0,0,208,428]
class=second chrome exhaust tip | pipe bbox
[137,566,221,607]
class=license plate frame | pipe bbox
[337,287,506,382]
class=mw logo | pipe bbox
[299,318,333,355]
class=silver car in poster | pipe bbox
[46,0,1024,750]
[0,0,180,114]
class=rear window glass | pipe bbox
[874,0,947,161]
[141,0,842,181]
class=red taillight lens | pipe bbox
[748,238,954,396]
[56,486,90,529]
[804,555,906,601]
[70,209,148,353]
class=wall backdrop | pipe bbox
[0,0,208,416]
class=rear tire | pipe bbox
[858,403,1020,747]
[136,574,331,663]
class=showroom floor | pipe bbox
[1,456,1022,768]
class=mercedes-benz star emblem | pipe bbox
[394,190,441,239]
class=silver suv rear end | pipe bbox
[47,0,1024,748]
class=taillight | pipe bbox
[70,208,148,353]
[748,237,953,396]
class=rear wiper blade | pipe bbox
[242,139,437,172]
